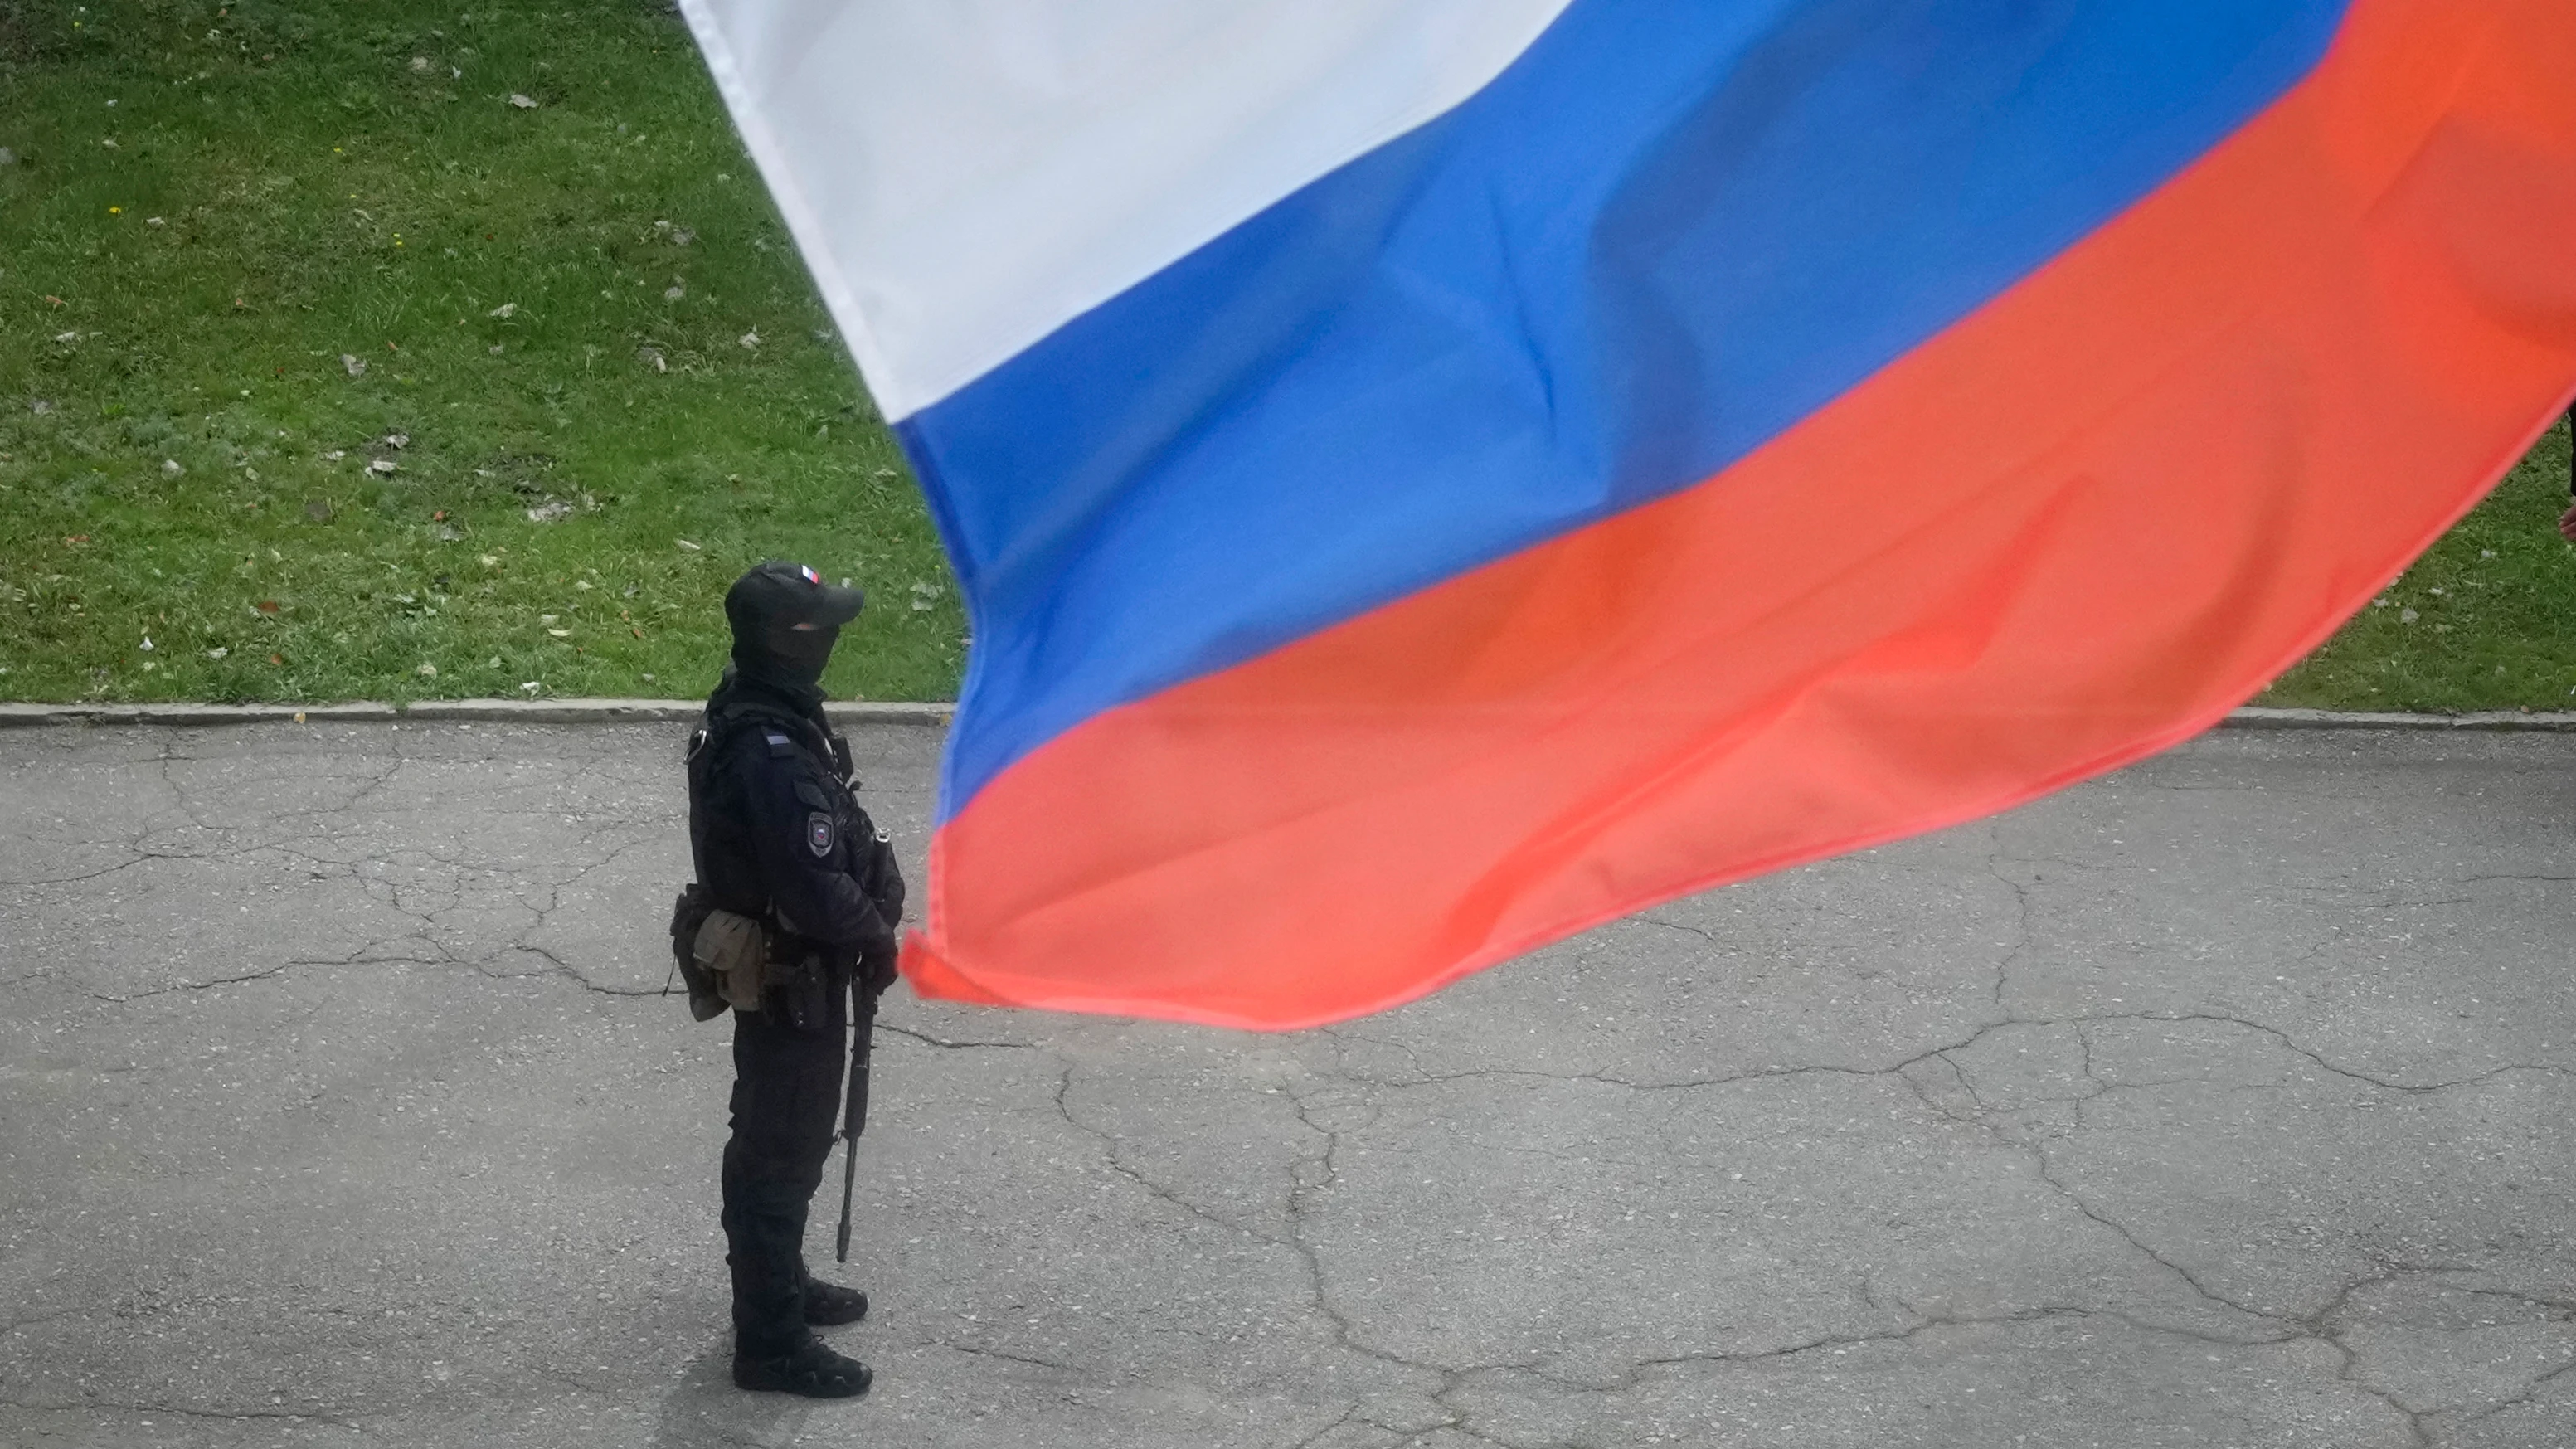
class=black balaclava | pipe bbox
[722,561,866,703]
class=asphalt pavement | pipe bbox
[2,719,2573,1449]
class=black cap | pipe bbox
[724,560,864,638]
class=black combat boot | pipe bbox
[803,1278,868,1326]
[734,1335,872,1398]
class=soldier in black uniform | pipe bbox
[682,561,904,1398]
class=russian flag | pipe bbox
[682,1,2576,1029]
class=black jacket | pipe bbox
[688,678,902,960]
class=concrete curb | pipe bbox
[2221,706,2576,732]
[0,698,954,728]
[0,700,2569,732]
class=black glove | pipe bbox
[859,938,900,997]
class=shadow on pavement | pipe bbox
[653,1342,822,1448]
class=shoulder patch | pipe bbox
[806,811,834,858]
[765,732,795,758]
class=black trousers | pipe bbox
[721,978,848,1354]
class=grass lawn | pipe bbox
[0,0,958,706]
[2,0,2572,712]
[2260,413,2576,712]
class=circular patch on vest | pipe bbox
[806,812,834,858]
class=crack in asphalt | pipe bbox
[2462,1351,2576,1429]
[918,1337,1084,1375]
[84,960,312,1003]
[1050,1064,1282,1248]
[1358,1009,2569,1102]
[1985,844,2035,1011]
[0,1397,358,1430]
[876,1022,1040,1051]
[0,1307,86,1339]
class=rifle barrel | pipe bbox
[834,983,878,1262]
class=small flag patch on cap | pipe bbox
[799,565,820,584]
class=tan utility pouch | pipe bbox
[693,909,768,1009]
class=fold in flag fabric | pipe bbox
[681,0,2576,1030]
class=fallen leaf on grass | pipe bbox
[384,433,409,449]
[139,636,153,652]
[368,459,396,476]
[547,629,571,639]
[488,302,517,318]
[162,459,182,477]
[30,400,53,415]
[53,331,77,344]
[268,654,284,666]
[538,614,559,625]
[675,538,701,552]
[341,354,367,377]
[410,56,430,72]
[417,662,437,677]
[739,329,761,350]
[207,647,227,659]
[508,94,537,109]
[254,600,280,614]
[526,500,573,523]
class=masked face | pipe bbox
[762,620,839,685]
